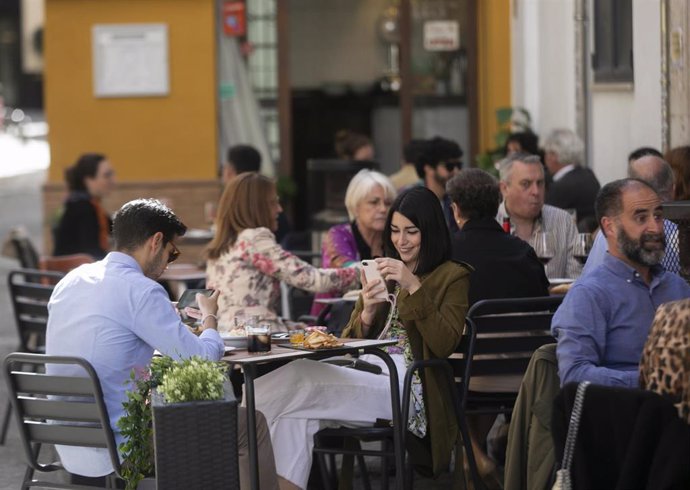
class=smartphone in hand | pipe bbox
[361,261,388,301]
[176,288,214,310]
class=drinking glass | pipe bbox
[532,231,555,266]
[247,323,271,353]
[573,233,593,266]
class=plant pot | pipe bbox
[151,381,239,489]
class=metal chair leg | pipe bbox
[315,450,334,490]
[458,415,485,490]
[355,453,372,490]
[0,399,12,444]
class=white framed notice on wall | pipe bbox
[423,20,459,52]
[92,23,170,98]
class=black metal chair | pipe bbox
[3,352,123,489]
[9,235,41,270]
[461,296,564,488]
[464,296,563,415]
[312,319,479,490]
[8,269,64,353]
[1,269,64,446]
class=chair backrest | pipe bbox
[465,296,563,378]
[39,253,94,274]
[3,352,121,477]
[8,269,64,353]
[10,236,40,269]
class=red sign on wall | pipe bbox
[223,1,246,37]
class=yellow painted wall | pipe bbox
[477,0,511,152]
[45,0,217,183]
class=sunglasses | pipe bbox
[167,242,181,264]
[444,160,462,172]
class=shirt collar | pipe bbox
[552,164,576,182]
[462,216,504,232]
[496,201,543,235]
[601,253,665,286]
[104,251,143,274]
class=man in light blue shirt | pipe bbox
[583,153,679,275]
[45,199,279,489]
[552,179,690,387]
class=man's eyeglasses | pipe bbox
[167,242,181,263]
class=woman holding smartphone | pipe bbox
[253,186,471,489]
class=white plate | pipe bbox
[222,335,248,348]
[224,345,237,352]
[549,278,575,285]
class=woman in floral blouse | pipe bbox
[253,187,471,488]
[311,169,396,316]
[206,173,359,332]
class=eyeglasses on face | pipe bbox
[167,242,181,263]
[444,160,462,172]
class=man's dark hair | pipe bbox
[413,137,463,179]
[628,147,662,163]
[595,178,658,235]
[382,186,451,275]
[446,169,500,221]
[504,131,540,155]
[227,145,262,174]
[64,153,106,192]
[113,199,187,251]
[403,139,429,167]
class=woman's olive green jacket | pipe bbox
[342,260,471,476]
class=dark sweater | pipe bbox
[452,217,549,305]
[53,193,111,259]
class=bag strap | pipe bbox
[555,381,591,490]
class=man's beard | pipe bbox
[143,247,167,279]
[616,227,666,267]
[433,169,448,188]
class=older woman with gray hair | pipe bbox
[311,169,397,316]
[543,128,600,230]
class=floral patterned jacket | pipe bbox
[206,227,359,332]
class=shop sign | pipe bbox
[423,20,459,51]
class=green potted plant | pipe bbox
[475,106,533,176]
[118,356,236,490]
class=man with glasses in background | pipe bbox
[46,198,280,489]
[413,136,463,234]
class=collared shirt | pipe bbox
[46,252,224,477]
[551,254,690,388]
[496,202,582,279]
[583,219,680,275]
[551,164,575,182]
[442,194,460,235]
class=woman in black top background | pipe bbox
[53,153,115,259]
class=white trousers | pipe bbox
[252,355,406,489]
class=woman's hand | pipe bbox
[375,258,421,295]
[359,268,388,328]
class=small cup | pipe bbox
[289,329,305,346]
[247,323,271,353]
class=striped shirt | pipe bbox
[497,202,582,279]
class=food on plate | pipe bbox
[550,283,572,295]
[302,330,343,349]
[227,327,247,337]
